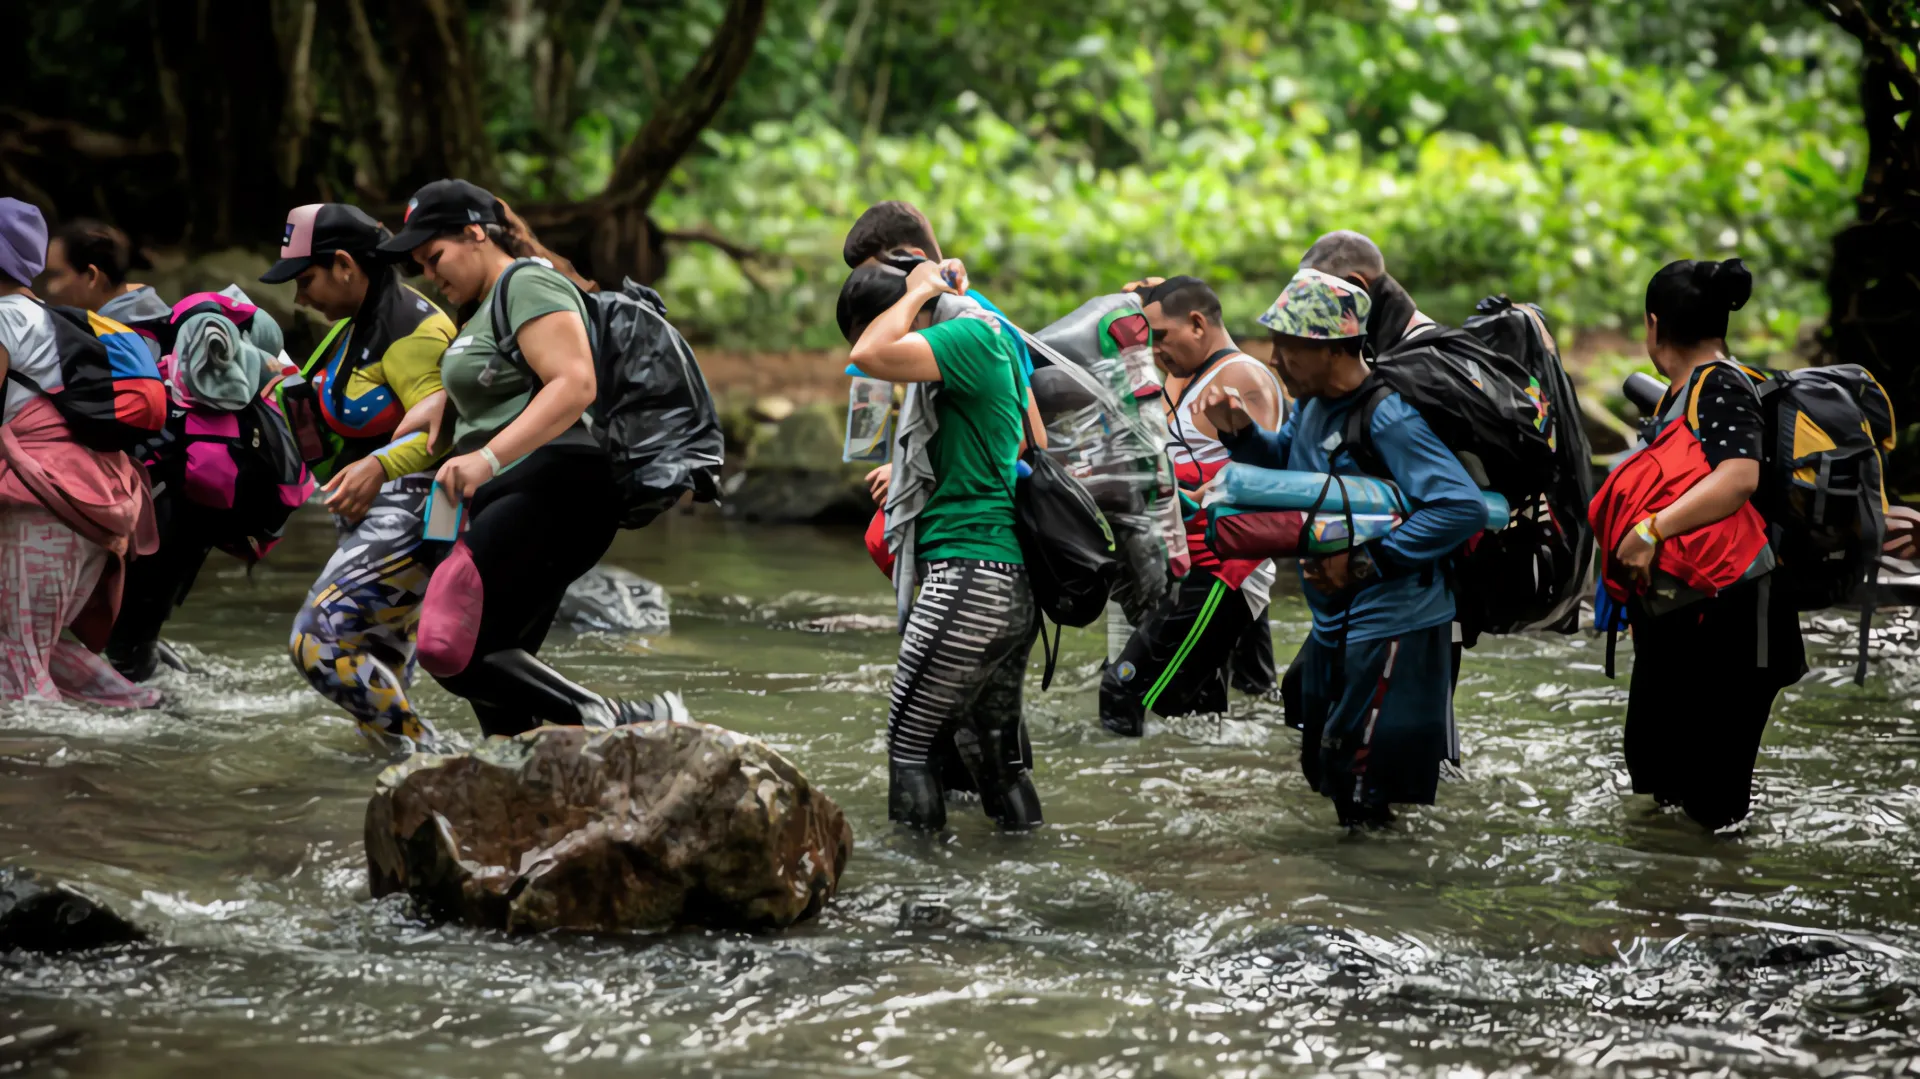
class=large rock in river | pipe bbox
[364,722,852,934]
[0,867,146,954]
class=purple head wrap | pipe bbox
[0,198,48,288]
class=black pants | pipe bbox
[106,495,214,680]
[1230,609,1276,695]
[1625,578,1806,830]
[416,446,620,736]
[1100,572,1257,735]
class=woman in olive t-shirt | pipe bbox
[841,255,1044,833]
[375,179,685,737]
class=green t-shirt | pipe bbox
[442,261,595,455]
[916,313,1025,565]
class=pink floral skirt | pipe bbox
[0,505,160,708]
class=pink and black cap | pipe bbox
[259,203,389,284]
[375,179,504,257]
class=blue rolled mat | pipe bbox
[1212,463,1510,531]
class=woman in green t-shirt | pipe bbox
[374,179,685,737]
[840,256,1043,833]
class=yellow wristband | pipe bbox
[1633,517,1661,545]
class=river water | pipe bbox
[4,510,1919,1077]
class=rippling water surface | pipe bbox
[5,510,1920,1077]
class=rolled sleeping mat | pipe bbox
[1208,463,1511,531]
[1207,507,1404,559]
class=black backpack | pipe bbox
[1712,361,1894,682]
[1460,296,1596,634]
[1339,317,1572,640]
[954,376,1120,688]
[492,262,724,529]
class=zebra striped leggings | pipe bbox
[888,559,1037,767]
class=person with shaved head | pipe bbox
[1299,230,1435,354]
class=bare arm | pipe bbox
[482,309,596,468]
[1189,362,1281,440]
[1614,457,1761,586]
[1652,458,1760,538]
[433,308,597,502]
[1024,388,1046,451]
[847,260,965,383]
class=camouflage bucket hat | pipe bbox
[1257,267,1372,341]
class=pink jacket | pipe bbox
[0,395,157,649]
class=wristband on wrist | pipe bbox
[479,446,503,476]
[1633,515,1662,546]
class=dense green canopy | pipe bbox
[0,0,1872,358]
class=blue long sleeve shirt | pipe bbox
[1219,388,1487,643]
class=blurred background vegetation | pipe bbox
[5,0,1862,352]
[643,0,1864,358]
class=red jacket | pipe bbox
[1589,418,1769,603]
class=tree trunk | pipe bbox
[1806,0,1920,482]
[524,0,769,287]
[388,0,499,193]
[151,1,293,248]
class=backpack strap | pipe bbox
[1336,377,1395,482]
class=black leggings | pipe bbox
[417,446,619,736]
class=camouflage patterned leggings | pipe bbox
[289,475,440,749]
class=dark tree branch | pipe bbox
[601,0,768,213]
[663,227,776,290]
[0,108,169,160]
[1806,0,1920,109]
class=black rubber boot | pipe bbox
[980,723,1043,832]
[462,649,693,737]
[106,639,160,684]
[466,649,619,733]
[888,762,947,832]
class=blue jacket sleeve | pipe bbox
[1217,407,1297,470]
[1367,395,1486,573]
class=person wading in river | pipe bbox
[1101,276,1287,736]
[0,199,160,706]
[265,203,457,751]
[1599,258,1805,830]
[841,201,1034,509]
[379,179,685,736]
[839,255,1046,832]
[40,219,172,361]
[1200,269,1484,829]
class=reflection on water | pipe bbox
[4,509,1920,1077]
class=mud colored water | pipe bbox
[4,510,1920,1077]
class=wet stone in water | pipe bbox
[0,868,147,955]
[364,722,853,934]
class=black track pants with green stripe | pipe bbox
[1100,571,1256,735]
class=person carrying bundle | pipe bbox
[1099,276,1287,736]
[1199,269,1484,829]
[1592,259,1807,830]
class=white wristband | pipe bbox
[479,446,503,476]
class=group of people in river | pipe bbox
[0,187,1908,836]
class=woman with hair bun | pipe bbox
[1599,257,1806,830]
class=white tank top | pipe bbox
[1169,353,1283,469]
[1167,351,1285,615]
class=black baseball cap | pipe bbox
[260,203,390,283]
[376,179,504,256]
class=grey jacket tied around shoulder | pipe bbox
[169,284,285,412]
[883,292,992,630]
